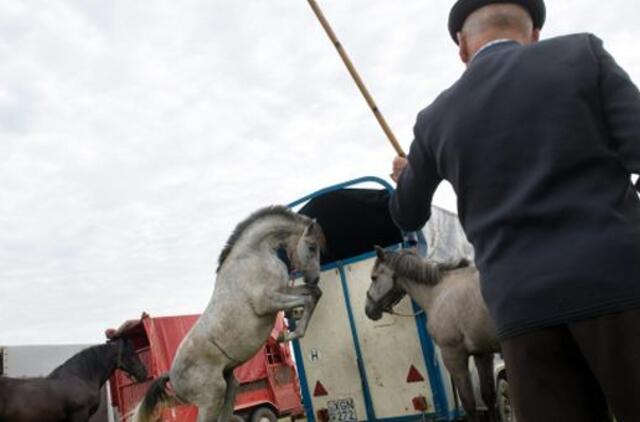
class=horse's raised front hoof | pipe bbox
[292,307,304,320]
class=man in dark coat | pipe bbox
[390,1,640,420]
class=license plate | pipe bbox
[327,398,357,422]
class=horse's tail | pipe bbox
[130,373,171,422]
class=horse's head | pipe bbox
[365,246,408,321]
[110,337,147,383]
[294,220,325,285]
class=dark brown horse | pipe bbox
[0,336,147,422]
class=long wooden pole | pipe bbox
[306,0,406,157]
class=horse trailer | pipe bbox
[290,177,475,422]
[108,313,304,422]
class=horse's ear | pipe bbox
[105,328,118,340]
[305,219,326,252]
[304,220,317,236]
[374,245,386,261]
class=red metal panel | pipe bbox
[144,315,200,376]
[234,385,274,412]
[235,346,268,382]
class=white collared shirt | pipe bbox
[470,38,515,63]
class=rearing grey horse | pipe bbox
[365,247,500,422]
[132,206,325,422]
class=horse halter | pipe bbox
[368,274,424,318]
[367,278,406,314]
[276,245,294,274]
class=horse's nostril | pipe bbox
[365,307,382,321]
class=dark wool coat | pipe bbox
[391,34,640,339]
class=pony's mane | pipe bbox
[382,250,442,286]
[380,250,471,285]
[48,343,112,379]
[217,205,308,273]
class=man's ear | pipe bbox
[531,28,540,43]
[457,32,470,64]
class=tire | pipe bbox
[251,407,277,422]
[497,376,516,422]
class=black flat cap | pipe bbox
[448,0,546,44]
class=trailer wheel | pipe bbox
[251,406,277,422]
[497,376,516,422]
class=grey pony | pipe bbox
[365,247,500,422]
[132,206,324,422]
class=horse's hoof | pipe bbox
[292,307,304,320]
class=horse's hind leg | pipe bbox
[442,348,477,422]
[194,378,226,422]
[198,397,225,422]
[474,353,497,422]
[218,369,239,422]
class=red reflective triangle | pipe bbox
[406,365,425,383]
[313,381,328,397]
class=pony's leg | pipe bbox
[194,378,227,422]
[254,286,322,341]
[441,348,477,422]
[279,285,322,342]
[474,354,497,422]
[199,404,224,422]
[255,290,310,315]
[217,369,240,422]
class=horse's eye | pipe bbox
[308,245,318,253]
[371,275,378,282]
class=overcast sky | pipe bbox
[2,1,640,345]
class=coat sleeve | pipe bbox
[389,116,442,231]
[590,34,640,185]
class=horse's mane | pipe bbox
[381,250,441,286]
[217,205,308,273]
[382,250,472,285]
[48,343,111,379]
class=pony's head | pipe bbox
[365,246,408,321]
[108,336,147,383]
[366,246,444,320]
[294,220,325,285]
[217,206,325,283]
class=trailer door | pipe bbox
[344,259,442,419]
[293,255,449,422]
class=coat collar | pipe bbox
[470,39,520,64]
